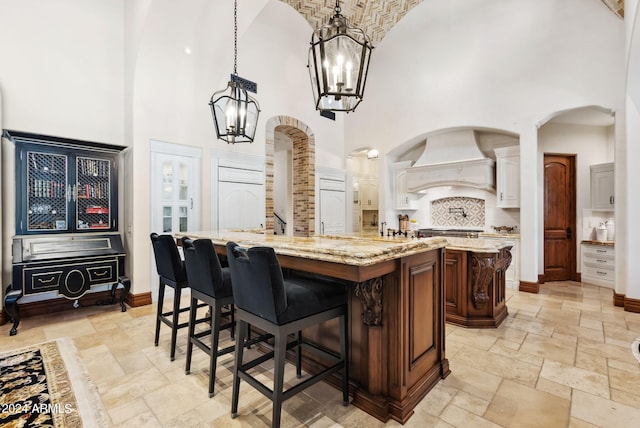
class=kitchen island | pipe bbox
[176,230,449,423]
[444,237,513,328]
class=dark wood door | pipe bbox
[543,154,577,281]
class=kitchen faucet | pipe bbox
[380,221,386,237]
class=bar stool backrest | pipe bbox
[150,233,187,287]
[226,242,287,324]
[182,238,226,298]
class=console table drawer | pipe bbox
[22,258,120,298]
[27,270,63,293]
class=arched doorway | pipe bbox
[265,116,315,237]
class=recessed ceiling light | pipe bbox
[184,47,192,55]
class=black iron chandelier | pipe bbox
[308,0,373,113]
[209,0,260,144]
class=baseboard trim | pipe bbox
[127,292,152,307]
[576,272,581,282]
[610,293,640,313]
[537,274,545,284]
[0,290,152,325]
[613,293,625,307]
[519,280,539,294]
[1,290,127,321]
[624,296,640,313]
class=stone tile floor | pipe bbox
[2,281,640,427]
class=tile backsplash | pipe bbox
[582,209,614,241]
[431,197,485,228]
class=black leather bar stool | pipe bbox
[150,233,201,361]
[181,237,236,397]
[226,242,349,428]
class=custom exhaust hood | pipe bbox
[405,130,495,192]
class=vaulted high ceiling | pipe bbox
[282,0,624,46]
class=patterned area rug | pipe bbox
[0,338,107,427]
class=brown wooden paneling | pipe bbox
[444,250,466,319]
[408,260,435,368]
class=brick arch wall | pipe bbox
[265,116,315,237]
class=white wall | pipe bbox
[0,0,126,142]
[624,1,640,299]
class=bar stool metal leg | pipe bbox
[170,285,182,361]
[231,320,248,418]
[272,331,287,428]
[154,280,165,347]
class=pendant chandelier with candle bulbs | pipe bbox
[209,0,260,144]
[308,0,373,113]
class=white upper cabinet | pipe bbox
[494,146,520,208]
[355,176,378,209]
[394,162,418,210]
[590,162,614,210]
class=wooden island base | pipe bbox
[266,249,450,423]
[445,245,513,328]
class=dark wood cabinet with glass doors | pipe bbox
[14,133,120,234]
[2,130,130,336]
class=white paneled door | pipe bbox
[150,142,201,302]
[151,152,200,234]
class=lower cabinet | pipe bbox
[580,242,615,288]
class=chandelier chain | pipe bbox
[233,0,238,76]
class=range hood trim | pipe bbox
[405,158,496,193]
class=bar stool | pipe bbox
[181,237,236,397]
[226,242,349,428]
[150,233,197,361]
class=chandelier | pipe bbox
[308,0,373,112]
[209,0,260,143]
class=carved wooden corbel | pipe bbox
[355,277,383,326]
[470,254,495,309]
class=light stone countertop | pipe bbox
[581,240,614,247]
[478,232,521,239]
[176,230,512,266]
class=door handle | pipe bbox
[566,227,572,239]
[321,221,325,234]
